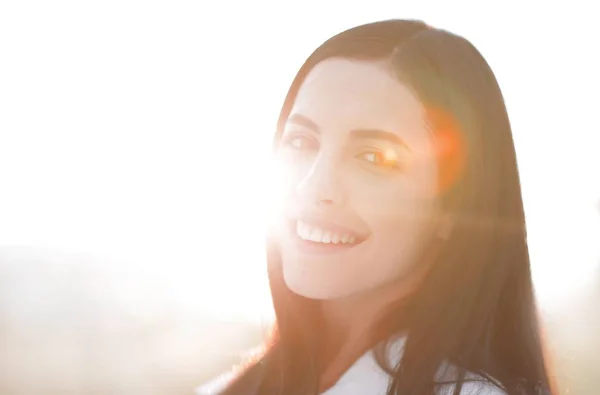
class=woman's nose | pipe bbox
[295,154,346,207]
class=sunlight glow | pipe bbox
[0,1,598,322]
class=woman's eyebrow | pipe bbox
[285,113,320,133]
[286,113,410,151]
[350,129,411,151]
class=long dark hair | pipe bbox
[221,19,555,395]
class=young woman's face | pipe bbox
[275,58,441,300]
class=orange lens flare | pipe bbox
[427,107,466,194]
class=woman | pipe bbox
[199,19,555,395]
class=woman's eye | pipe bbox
[357,149,401,170]
[282,134,317,151]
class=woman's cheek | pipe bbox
[277,159,310,205]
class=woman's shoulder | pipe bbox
[195,370,236,395]
[435,377,506,395]
[383,337,506,395]
[444,380,507,395]
[196,364,507,395]
[196,346,265,394]
[436,362,507,395]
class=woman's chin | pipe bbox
[281,264,364,300]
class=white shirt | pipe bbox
[197,337,506,395]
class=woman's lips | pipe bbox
[288,219,367,255]
[295,219,360,245]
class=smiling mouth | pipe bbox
[291,219,367,251]
[296,220,358,244]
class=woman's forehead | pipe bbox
[290,58,429,143]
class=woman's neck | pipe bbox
[320,272,420,343]
[317,279,417,391]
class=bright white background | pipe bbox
[1,0,599,320]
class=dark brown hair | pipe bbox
[221,19,555,395]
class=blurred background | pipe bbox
[0,1,598,394]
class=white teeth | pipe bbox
[296,221,358,245]
[331,233,341,244]
[309,228,323,242]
